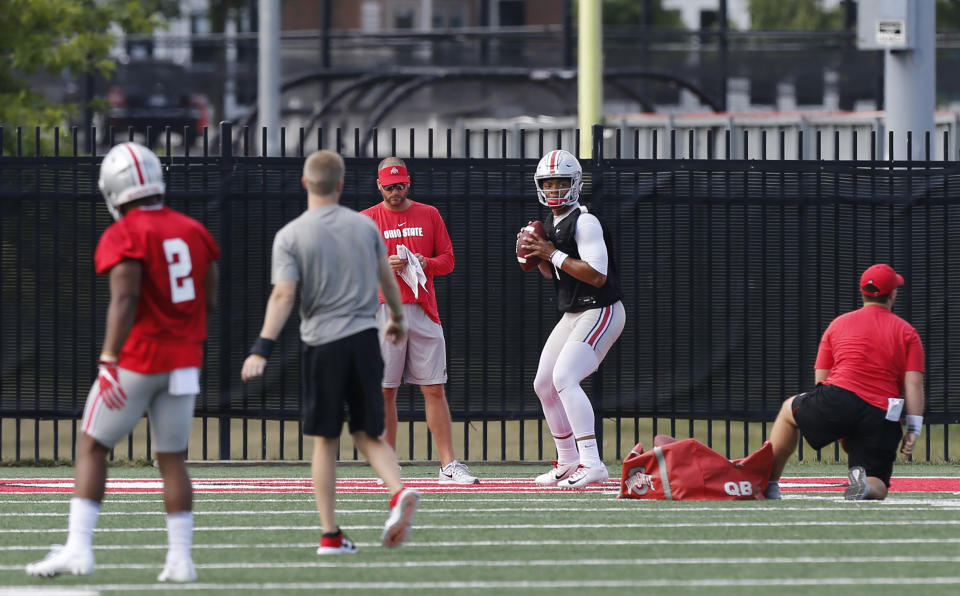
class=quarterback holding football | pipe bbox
[517,149,626,488]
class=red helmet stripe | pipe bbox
[549,150,558,173]
[123,143,145,185]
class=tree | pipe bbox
[202,0,253,128]
[0,0,167,154]
[601,0,684,28]
[938,0,960,30]
[748,0,844,30]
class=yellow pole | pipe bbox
[578,0,603,159]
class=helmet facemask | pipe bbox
[535,174,581,208]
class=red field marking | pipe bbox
[785,477,960,493]
[1,476,958,495]
[0,478,615,494]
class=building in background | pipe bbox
[75,0,960,157]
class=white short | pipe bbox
[80,367,197,452]
[376,303,447,388]
[541,301,626,365]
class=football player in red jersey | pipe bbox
[765,264,925,501]
[26,142,219,582]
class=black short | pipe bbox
[792,384,903,486]
[300,328,385,438]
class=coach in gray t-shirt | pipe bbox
[271,203,384,346]
[241,150,421,554]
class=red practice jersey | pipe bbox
[95,206,220,373]
[361,200,454,324]
[815,305,925,410]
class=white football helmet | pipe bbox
[98,142,165,220]
[534,149,582,208]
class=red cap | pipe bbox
[860,263,904,296]
[378,165,410,186]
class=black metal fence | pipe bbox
[1,123,959,463]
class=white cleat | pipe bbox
[381,488,420,548]
[563,463,610,489]
[25,545,94,578]
[157,557,197,582]
[534,461,581,487]
[438,460,479,485]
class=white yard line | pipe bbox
[3,519,960,534]
[5,495,960,506]
[4,536,960,552]
[5,503,960,517]
[4,577,960,591]
[5,554,960,573]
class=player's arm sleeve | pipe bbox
[814,325,834,371]
[95,225,144,274]
[573,214,608,275]
[270,228,300,284]
[425,209,455,276]
[905,328,926,373]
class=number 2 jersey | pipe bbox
[94,206,220,374]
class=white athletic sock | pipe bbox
[554,435,579,465]
[64,497,100,552]
[575,437,602,466]
[165,511,194,562]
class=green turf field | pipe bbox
[2,464,960,595]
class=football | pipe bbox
[516,220,546,272]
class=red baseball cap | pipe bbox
[860,263,904,296]
[378,165,410,186]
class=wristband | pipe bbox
[251,336,276,359]
[99,353,118,363]
[550,249,569,269]
[390,312,404,322]
[906,414,923,435]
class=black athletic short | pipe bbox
[300,328,385,438]
[792,383,903,486]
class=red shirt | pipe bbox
[94,206,220,373]
[361,200,454,324]
[815,305,925,410]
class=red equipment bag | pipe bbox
[619,436,775,500]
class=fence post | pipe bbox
[218,121,233,460]
[591,122,603,162]
[591,122,605,458]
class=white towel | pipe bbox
[168,367,200,396]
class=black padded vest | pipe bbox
[545,206,623,313]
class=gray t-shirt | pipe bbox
[271,203,386,346]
